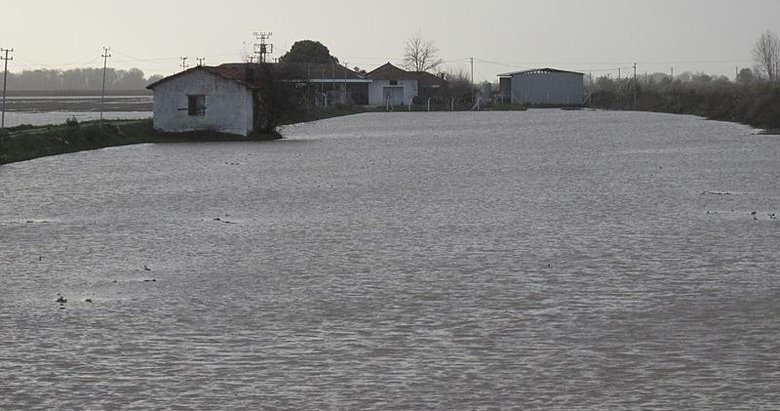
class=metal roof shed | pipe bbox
[498,67,584,106]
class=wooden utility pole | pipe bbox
[100,47,111,122]
[633,62,638,109]
[1,48,13,129]
[343,61,348,104]
[470,57,475,103]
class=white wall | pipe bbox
[368,79,418,105]
[152,69,254,136]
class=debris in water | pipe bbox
[143,264,151,271]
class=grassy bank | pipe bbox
[0,106,372,165]
[0,119,250,165]
[590,81,780,132]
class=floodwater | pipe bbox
[2,95,152,127]
[1,110,779,410]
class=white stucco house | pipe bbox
[366,63,446,106]
[147,64,266,136]
[147,62,449,135]
[366,63,419,106]
[147,62,374,135]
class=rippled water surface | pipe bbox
[1,110,779,409]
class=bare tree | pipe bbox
[403,33,444,73]
[753,30,780,82]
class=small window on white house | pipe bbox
[188,95,206,116]
[389,80,398,86]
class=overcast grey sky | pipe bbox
[2,0,778,81]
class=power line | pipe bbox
[253,32,273,63]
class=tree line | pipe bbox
[588,31,780,131]
[3,68,163,92]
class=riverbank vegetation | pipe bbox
[588,74,780,131]
[588,29,780,132]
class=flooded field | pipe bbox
[2,95,152,127]
[1,110,779,409]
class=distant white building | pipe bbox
[147,65,262,136]
[366,63,419,106]
[366,63,444,106]
[147,62,449,135]
[498,68,584,106]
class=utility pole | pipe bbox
[100,47,111,122]
[197,57,206,67]
[253,32,274,63]
[470,57,475,103]
[180,57,188,71]
[671,66,674,79]
[633,62,638,109]
[618,67,621,80]
[343,61,348,104]
[1,48,13,129]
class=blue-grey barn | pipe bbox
[498,68,584,106]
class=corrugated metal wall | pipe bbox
[511,72,584,105]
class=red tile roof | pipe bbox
[366,62,445,87]
[147,62,369,90]
[366,63,418,81]
[146,65,261,90]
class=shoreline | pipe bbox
[589,84,780,132]
[0,106,373,165]
[2,106,775,166]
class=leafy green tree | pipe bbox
[279,40,338,64]
[737,68,755,85]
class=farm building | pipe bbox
[147,62,369,135]
[147,64,265,136]
[147,61,448,136]
[293,62,371,106]
[366,63,445,106]
[498,68,584,106]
